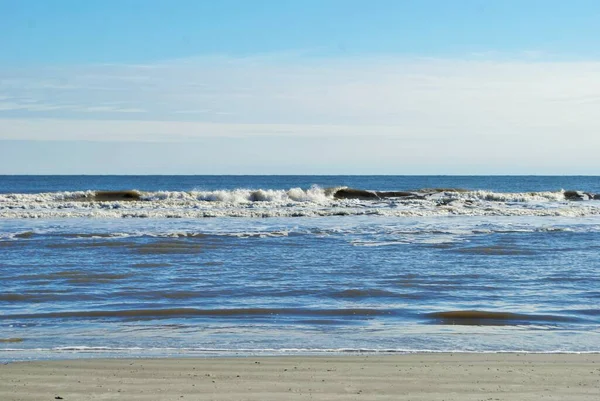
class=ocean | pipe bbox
[1,176,599,361]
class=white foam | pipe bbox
[2,346,598,355]
[140,185,333,204]
[2,188,600,219]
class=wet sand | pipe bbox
[1,353,599,400]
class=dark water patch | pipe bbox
[47,240,138,249]
[0,307,397,320]
[209,288,320,298]
[296,319,352,325]
[330,289,403,299]
[383,275,483,288]
[0,291,109,302]
[0,293,32,302]
[453,245,535,256]
[544,275,594,283]
[131,262,171,268]
[131,241,204,255]
[17,270,133,284]
[63,275,131,284]
[0,338,24,343]
[0,240,28,248]
[425,310,577,326]
[202,261,224,267]
[52,271,130,279]
[113,290,235,300]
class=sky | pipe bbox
[1,0,600,174]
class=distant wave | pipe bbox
[1,186,600,219]
[0,307,395,320]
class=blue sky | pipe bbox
[2,0,600,63]
[1,0,600,174]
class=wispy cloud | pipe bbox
[78,106,146,113]
[1,54,600,162]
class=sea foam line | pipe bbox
[1,187,600,219]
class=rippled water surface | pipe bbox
[1,176,599,360]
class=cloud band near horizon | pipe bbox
[1,55,599,174]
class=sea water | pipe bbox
[1,176,599,361]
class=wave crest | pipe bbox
[1,186,599,219]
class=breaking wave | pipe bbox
[1,186,599,219]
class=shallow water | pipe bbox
[1,176,599,360]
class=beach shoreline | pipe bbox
[1,353,599,400]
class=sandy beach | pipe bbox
[1,353,599,400]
